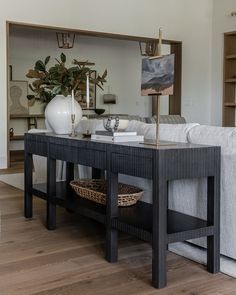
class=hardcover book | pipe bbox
[95,130,137,137]
[91,134,144,143]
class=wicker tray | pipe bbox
[70,179,143,207]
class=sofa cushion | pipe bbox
[146,115,186,124]
[188,125,236,148]
[125,120,151,135]
[127,121,199,142]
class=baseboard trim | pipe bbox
[0,155,7,169]
[169,242,236,279]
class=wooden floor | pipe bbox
[0,161,24,175]
[0,182,236,295]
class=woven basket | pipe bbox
[70,179,143,207]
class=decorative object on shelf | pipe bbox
[94,108,105,115]
[103,116,129,132]
[26,53,107,134]
[104,116,119,131]
[79,118,97,138]
[83,131,92,138]
[56,32,75,49]
[141,28,175,146]
[103,93,116,104]
[70,179,143,207]
[103,86,116,114]
[9,65,13,81]
[9,128,14,138]
[9,80,29,115]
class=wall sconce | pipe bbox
[56,32,75,49]
[231,11,236,17]
[139,41,157,57]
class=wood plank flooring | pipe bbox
[0,161,24,175]
[0,181,235,295]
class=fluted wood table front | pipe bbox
[24,133,221,288]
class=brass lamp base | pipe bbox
[142,140,176,147]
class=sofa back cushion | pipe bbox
[127,121,199,143]
[188,125,236,148]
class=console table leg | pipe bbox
[106,171,118,263]
[92,168,104,179]
[46,157,56,230]
[152,165,167,288]
[106,228,118,262]
[66,162,74,212]
[24,151,33,218]
[207,175,220,273]
[66,162,74,184]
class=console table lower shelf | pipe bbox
[32,181,214,245]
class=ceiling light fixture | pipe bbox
[56,32,75,49]
[139,40,157,57]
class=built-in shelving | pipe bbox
[223,31,236,127]
[225,79,236,83]
[9,113,45,164]
[226,54,236,60]
[224,102,236,107]
[10,135,24,141]
[10,114,45,119]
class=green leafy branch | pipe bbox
[26,53,107,104]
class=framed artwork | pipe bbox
[75,70,97,109]
[9,80,29,115]
[141,54,175,96]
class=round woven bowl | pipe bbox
[70,179,143,207]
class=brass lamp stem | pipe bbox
[156,95,160,146]
[155,28,162,145]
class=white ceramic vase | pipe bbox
[45,95,82,134]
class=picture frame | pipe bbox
[9,80,29,115]
[141,54,175,96]
[75,70,97,109]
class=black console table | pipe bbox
[24,133,221,288]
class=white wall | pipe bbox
[0,0,213,168]
[211,0,236,126]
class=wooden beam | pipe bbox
[7,21,181,45]
[169,42,182,115]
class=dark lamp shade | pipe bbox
[103,94,116,104]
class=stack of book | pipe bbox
[91,131,144,142]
